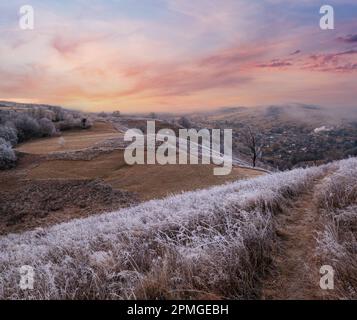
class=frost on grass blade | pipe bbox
[0,161,330,299]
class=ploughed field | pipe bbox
[0,121,262,235]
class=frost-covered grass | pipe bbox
[0,138,17,170]
[0,165,325,300]
[316,157,357,299]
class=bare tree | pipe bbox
[240,126,262,167]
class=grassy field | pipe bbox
[16,120,262,200]
[0,121,263,234]
[27,149,261,200]
[2,158,347,300]
[16,121,122,154]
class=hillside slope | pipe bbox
[1,158,355,300]
[1,117,262,234]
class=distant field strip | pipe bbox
[16,122,123,154]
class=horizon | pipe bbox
[1,1,357,112]
[1,100,356,116]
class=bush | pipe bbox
[56,114,92,131]
[28,108,56,121]
[1,105,91,147]
[48,106,66,122]
[38,118,56,137]
[14,114,40,142]
[0,124,18,146]
[0,138,17,170]
[81,118,93,129]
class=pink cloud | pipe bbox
[51,33,111,56]
[337,34,357,43]
[110,44,268,97]
[303,50,357,72]
[256,49,357,73]
[257,59,292,68]
[52,36,82,55]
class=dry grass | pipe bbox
[16,122,122,154]
[14,120,262,201]
[0,165,324,300]
[315,158,357,299]
[25,150,262,200]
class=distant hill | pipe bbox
[192,104,357,126]
[187,104,357,169]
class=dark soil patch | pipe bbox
[0,179,138,235]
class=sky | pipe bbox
[0,0,356,113]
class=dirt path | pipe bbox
[261,177,327,300]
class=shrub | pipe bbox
[0,138,17,170]
[38,118,56,137]
[81,117,93,129]
[56,114,76,131]
[0,124,18,146]
[1,105,91,146]
[14,114,40,142]
[48,106,66,122]
[28,108,56,121]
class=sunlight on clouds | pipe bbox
[0,0,356,112]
